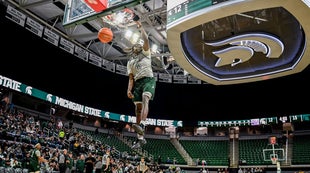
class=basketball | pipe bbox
[98,27,113,43]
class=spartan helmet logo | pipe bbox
[120,114,125,121]
[205,33,284,67]
[25,86,33,95]
[46,94,53,102]
[177,121,183,127]
[104,112,110,119]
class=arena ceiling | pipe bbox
[2,0,310,84]
[2,0,178,75]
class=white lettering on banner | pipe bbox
[157,119,174,127]
[85,106,101,117]
[146,118,156,126]
[0,75,21,92]
[55,96,84,113]
[127,116,136,123]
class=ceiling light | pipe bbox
[151,44,158,53]
[124,30,133,39]
[237,13,268,22]
[131,33,140,44]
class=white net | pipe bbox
[102,8,134,28]
[271,157,278,164]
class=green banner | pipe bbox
[0,74,182,127]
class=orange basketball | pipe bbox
[98,27,113,43]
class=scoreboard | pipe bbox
[198,119,251,127]
[289,114,310,122]
[278,114,310,123]
[198,117,277,127]
[198,114,310,127]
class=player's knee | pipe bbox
[136,103,143,110]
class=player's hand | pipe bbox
[127,91,134,99]
[135,21,142,28]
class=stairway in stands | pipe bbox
[170,138,194,166]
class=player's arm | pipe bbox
[127,73,134,99]
[135,21,149,51]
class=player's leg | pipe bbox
[133,93,150,135]
[135,102,142,124]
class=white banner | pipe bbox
[158,73,172,83]
[115,64,127,76]
[173,74,187,84]
[74,46,89,62]
[5,5,26,26]
[102,59,115,72]
[187,75,202,84]
[43,28,59,46]
[89,53,102,67]
[59,37,74,54]
[25,17,44,37]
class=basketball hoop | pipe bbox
[102,8,134,28]
[271,157,278,164]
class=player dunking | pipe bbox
[126,15,156,149]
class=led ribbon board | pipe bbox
[167,0,310,85]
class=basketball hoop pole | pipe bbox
[271,143,277,164]
[271,143,281,173]
[276,158,281,173]
[272,143,276,160]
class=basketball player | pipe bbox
[126,17,156,149]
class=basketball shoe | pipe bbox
[131,138,147,149]
[132,123,145,135]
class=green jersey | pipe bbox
[29,149,40,172]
